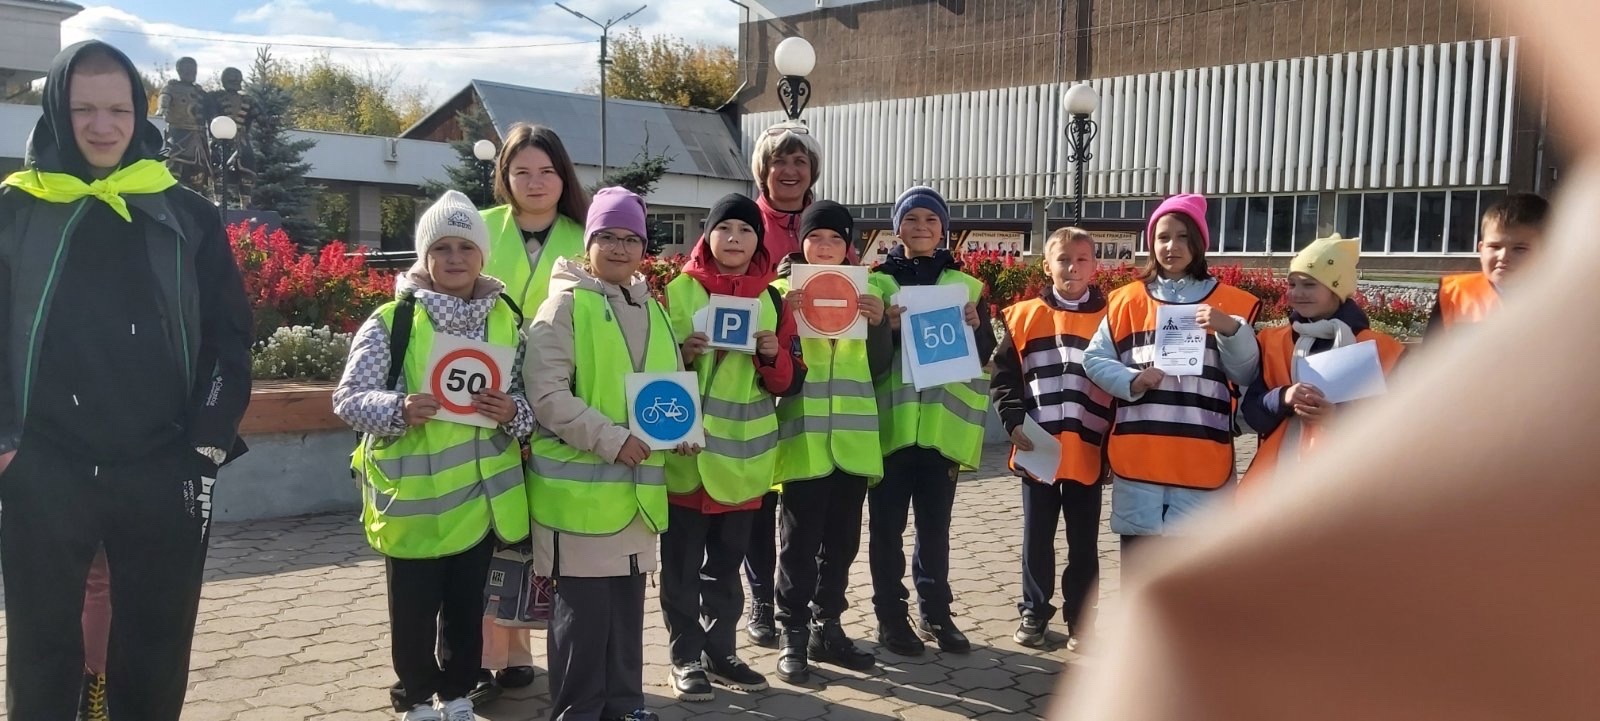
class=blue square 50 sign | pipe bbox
[909,306,968,365]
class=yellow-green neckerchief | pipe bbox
[1,159,178,222]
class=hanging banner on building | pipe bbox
[862,230,903,263]
[953,230,1027,257]
[1091,231,1139,262]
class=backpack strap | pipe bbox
[764,285,782,318]
[385,292,416,391]
[499,292,525,328]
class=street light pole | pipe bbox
[1061,83,1100,226]
[557,2,647,182]
[773,37,816,121]
[473,139,497,207]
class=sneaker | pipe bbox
[875,616,926,657]
[466,669,500,705]
[746,601,778,647]
[670,660,715,702]
[1014,616,1049,648]
[775,625,811,684]
[439,697,476,721]
[79,672,109,721]
[611,710,660,721]
[1066,632,1089,654]
[496,665,536,689]
[808,619,876,671]
[399,704,443,721]
[704,653,770,692]
[916,617,972,654]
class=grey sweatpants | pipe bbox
[546,574,647,721]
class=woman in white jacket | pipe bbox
[524,187,698,721]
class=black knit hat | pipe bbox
[704,193,764,245]
[799,200,854,245]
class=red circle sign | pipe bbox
[430,347,503,415]
[799,270,860,335]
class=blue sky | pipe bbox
[63,1,743,105]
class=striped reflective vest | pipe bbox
[353,298,529,560]
[771,276,884,485]
[1000,296,1114,485]
[481,206,587,316]
[1240,325,1405,490]
[663,275,781,504]
[1104,281,1261,489]
[874,270,990,470]
[526,289,675,535]
[1436,272,1499,329]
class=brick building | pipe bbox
[734,0,1562,269]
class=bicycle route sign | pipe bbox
[424,332,516,429]
[624,371,705,450]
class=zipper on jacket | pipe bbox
[21,199,91,419]
[175,235,191,383]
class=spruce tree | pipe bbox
[247,47,322,245]
[420,104,497,207]
[593,147,673,255]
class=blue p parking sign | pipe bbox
[711,307,753,348]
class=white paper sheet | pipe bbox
[1012,415,1063,482]
[894,285,982,391]
[1293,340,1388,404]
[1154,304,1207,376]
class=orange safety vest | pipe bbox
[1000,297,1115,485]
[1104,281,1261,489]
[1240,325,1405,491]
[1437,273,1499,328]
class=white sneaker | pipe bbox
[440,697,476,721]
[400,704,442,721]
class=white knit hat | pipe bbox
[414,190,491,262]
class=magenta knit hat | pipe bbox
[585,186,649,245]
[1145,194,1211,251]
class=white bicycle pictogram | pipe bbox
[640,397,688,425]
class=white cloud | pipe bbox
[234,0,375,40]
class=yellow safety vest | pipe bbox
[873,270,990,470]
[663,275,780,504]
[771,276,884,485]
[526,289,677,535]
[352,298,528,559]
[480,206,586,316]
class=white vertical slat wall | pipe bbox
[741,38,1521,206]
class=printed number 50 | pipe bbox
[921,322,957,349]
[446,368,488,394]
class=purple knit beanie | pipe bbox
[585,186,649,244]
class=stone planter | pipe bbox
[218,381,359,522]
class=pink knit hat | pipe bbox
[1145,194,1211,251]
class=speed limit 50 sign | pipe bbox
[424,333,516,429]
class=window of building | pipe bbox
[1270,196,1294,253]
[1333,189,1501,253]
[1361,193,1389,253]
[1244,197,1269,253]
[649,213,689,246]
[1293,195,1319,250]
[1205,199,1223,251]
[1390,192,1419,253]
[1446,191,1479,254]
[1418,191,1448,253]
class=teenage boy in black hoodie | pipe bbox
[868,186,997,656]
[0,41,253,718]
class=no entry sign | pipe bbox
[424,333,516,429]
[791,264,869,340]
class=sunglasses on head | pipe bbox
[765,125,810,137]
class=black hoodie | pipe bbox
[0,41,253,467]
[873,246,998,365]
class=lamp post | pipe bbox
[473,139,497,206]
[556,2,647,181]
[209,116,239,210]
[1061,83,1100,225]
[773,36,815,121]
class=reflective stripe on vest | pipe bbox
[1437,272,1499,329]
[1000,296,1114,485]
[526,288,677,536]
[872,270,990,471]
[1104,281,1261,489]
[480,205,586,316]
[772,276,884,484]
[354,298,528,559]
[1241,324,1404,491]
[663,275,781,503]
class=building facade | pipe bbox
[736,0,1557,269]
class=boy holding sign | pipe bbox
[1238,235,1404,493]
[1082,194,1260,572]
[768,201,893,682]
[661,194,804,700]
[990,228,1115,652]
[869,186,996,656]
[335,190,535,721]
[524,187,697,721]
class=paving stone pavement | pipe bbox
[0,439,1255,720]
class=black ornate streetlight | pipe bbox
[208,115,239,210]
[473,139,497,206]
[1061,83,1101,225]
[773,36,815,120]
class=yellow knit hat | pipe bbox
[1289,234,1360,300]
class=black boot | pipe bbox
[875,615,926,657]
[467,668,502,705]
[496,665,536,688]
[79,672,109,721]
[746,600,778,647]
[809,618,876,671]
[916,617,972,654]
[775,625,811,684]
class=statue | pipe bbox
[208,67,258,208]
[156,57,210,191]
